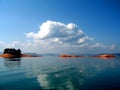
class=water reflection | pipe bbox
[36,59,120,90]
[37,66,97,90]
[36,64,96,89]
[37,67,82,90]
[4,58,21,68]
[22,57,120,90]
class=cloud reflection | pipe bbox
[23,58,119,90]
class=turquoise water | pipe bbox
[0,57,120,90]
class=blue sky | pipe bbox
[0,0,120,54]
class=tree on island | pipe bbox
[3,48,21,56]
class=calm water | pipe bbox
[0,57,120,90]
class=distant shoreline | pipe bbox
[0,53,41,58]
[0,53,118,59]
[58,54,116,59]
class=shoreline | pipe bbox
[0,53,117,59]
[0,54,41,58]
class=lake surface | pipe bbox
[0,56,120,90]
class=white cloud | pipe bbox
[0,20,118,54]
[26,20,93,46]
[91,43,105,48]
[10,41,21,47]
[0,40,117,54]
[110,44,116,50]
[24,20,119,54]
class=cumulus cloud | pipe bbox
[0,20,118,54]
[25,20,120,53]
[26,20,93,45]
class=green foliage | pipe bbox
[3,48,21,55]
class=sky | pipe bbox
[0,0,120,54]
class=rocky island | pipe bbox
[0,48,117,59]
[1,48,21,58]
[93,54,116,59]
[59,54,116,59]
[59,54,84,58]
[0,48,40,58]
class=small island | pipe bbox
[94,54,116,59]
[59,54,84,58]
[0,48,117,59]
[0,48,40,58]
[1,48,21,58]
[58,54,116,59]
